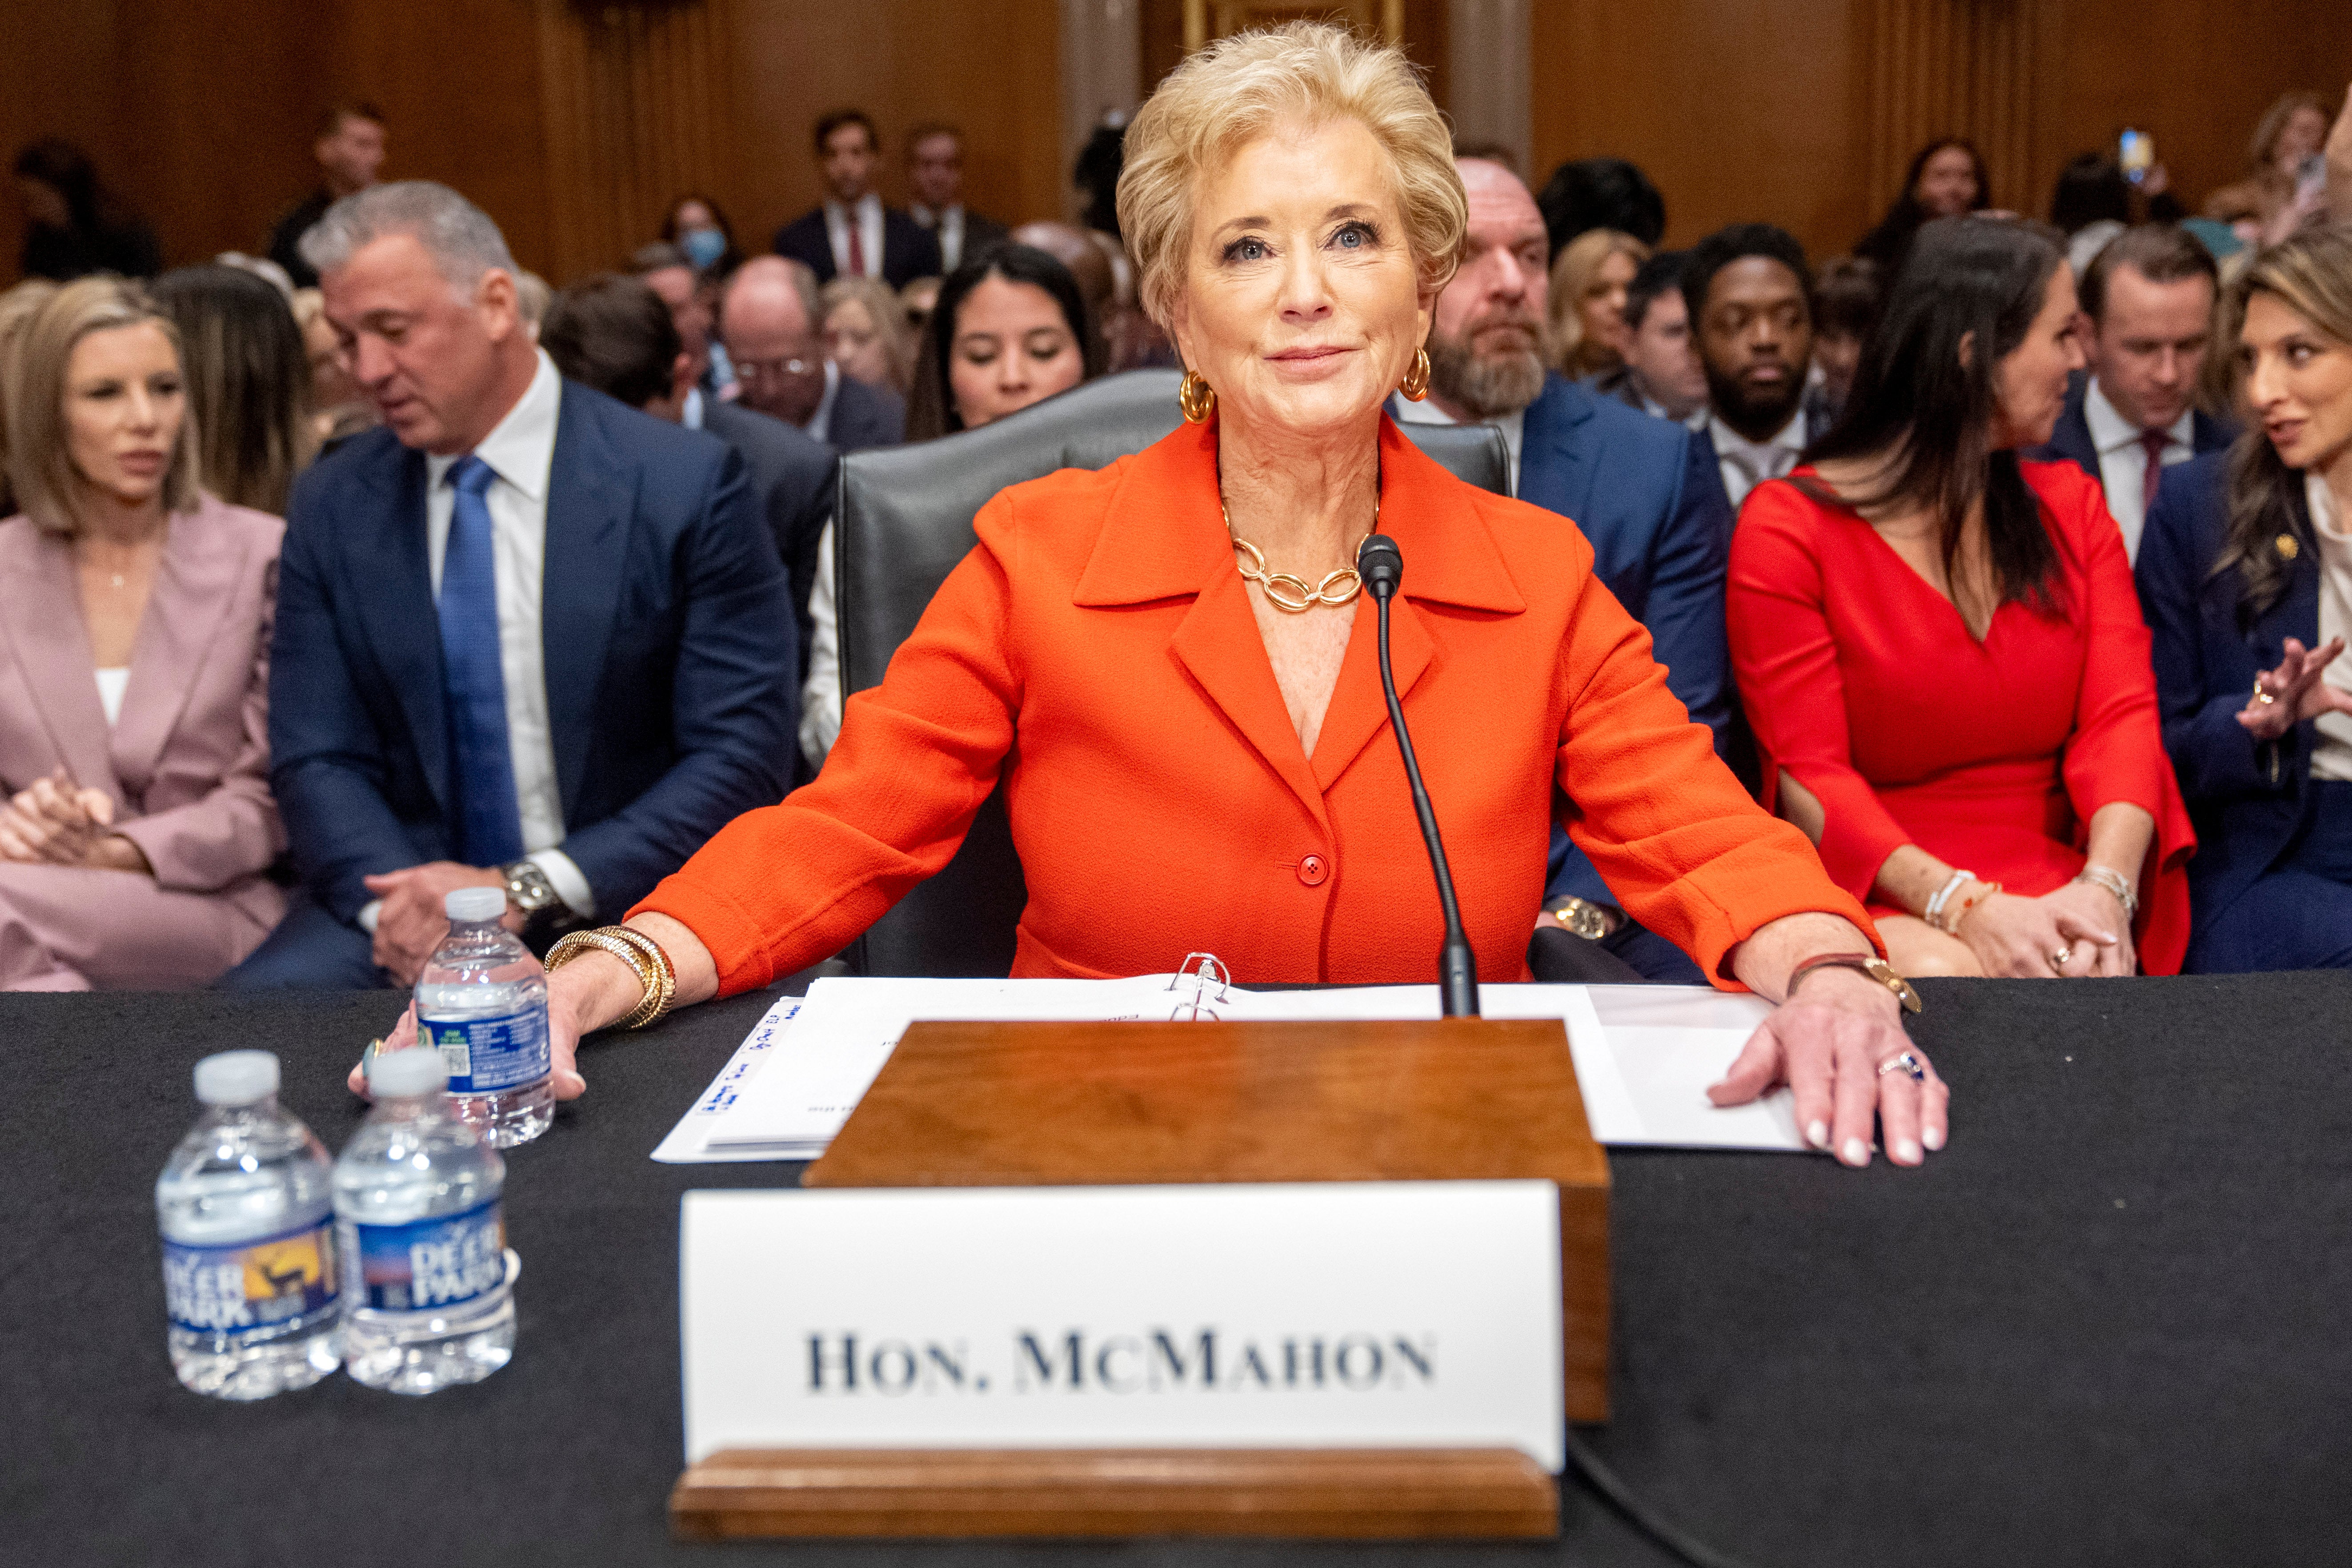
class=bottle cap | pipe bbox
[445,885,509,923]
[194,1049,280,1106]
[367,1046,449,1098]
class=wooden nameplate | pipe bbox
[671,1446,1557,1539]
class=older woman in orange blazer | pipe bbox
[0,277,285,988]
[374,24,1947,1169]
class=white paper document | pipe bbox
[680,1182,1566,1469]
[655,975,1801,1163]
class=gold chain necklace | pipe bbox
[1222,500,1375,614]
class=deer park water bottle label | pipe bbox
[423,1008,549,1093]
[162,1215,339,1338]
[344,1197,508,1313]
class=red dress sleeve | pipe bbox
[1726,482,1913,901]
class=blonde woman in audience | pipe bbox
[288,287,373,446]
[2203,91,2331,232]
[0,278,58,514]
[0,277,286,988]
[152,266,317,514]
[1547,227,1648,379]
[821,275,914,395]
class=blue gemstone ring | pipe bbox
[1875,1050,1927,1083]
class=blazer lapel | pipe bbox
[540,385,626,820]
[110,498,249,799]
[352,444,451,814]
[0,523,114,795]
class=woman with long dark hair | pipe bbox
[150,266,316,514]
[1730,217,2193,978]
[2137,226,2352,971]
[1853,138,1990,279]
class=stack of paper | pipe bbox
[653,977,1799,1164]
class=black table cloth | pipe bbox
[6,973,2349,1567]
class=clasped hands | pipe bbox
[1947,880,2134,978]
[0,768,148,873]
[363,861,518,986]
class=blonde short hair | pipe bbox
[821,275,917,394]
[5,276,201,534]
[1118,22,1465,329]
[1547,228,1651,377]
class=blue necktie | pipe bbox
[439,455,525,866]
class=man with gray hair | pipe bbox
[720,255,902,452]
[226,180,797,990]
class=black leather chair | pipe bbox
[833,368,1511,977]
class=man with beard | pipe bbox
[1392,156,1733,983]
[1684,224,1820,511]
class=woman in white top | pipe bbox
[0,276,286,988]
[2138,225,2352,971]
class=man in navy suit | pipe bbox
[772,110,943,291]
[224,182,797,988]
[2023,224,2236,561]
[1395,157,1734,982]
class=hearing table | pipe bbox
[6,971,2349,1566]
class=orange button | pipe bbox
[1297,854,1328,887]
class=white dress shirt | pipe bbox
[2307,477,2352,782]
[805,359,842,445]
[912,203,967,273]
[801,521,844,770]
[824,194,886,280]
[359,349,593,932]
[1390,396,1525,495]
[681,385,704,430]
[2083,377,2196,563]
[1708,409,1807,511]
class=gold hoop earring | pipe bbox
[1398,346,1431,402]
[1178,370,1217,424]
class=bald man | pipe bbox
[719,257,903,453]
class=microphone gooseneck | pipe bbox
[1356,533,1479,1018]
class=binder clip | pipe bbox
[1166,953,1231,1022]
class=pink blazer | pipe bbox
[0,495,286,927]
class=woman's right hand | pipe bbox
[1954,889,2119,978]
[2240,637,2352,742]
[346,957,621,1101]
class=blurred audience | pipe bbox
[0,280,59,514]
[2023,225,2234,561]
[905,124,1008,274]
[150,266,316,515]
[1547,228,1648,379]
[2203,91,2330,231]
[2138,226,2352,972]
[721,256,903,450]
[804,243,1096,768]
[1731,217,2191,979]
[1809,256,1883,428]
[268,104,387,289]
[629,241,732,395]
[1686,223,1818,508]
[1593,249,1707,425]
[901,276,943,339]
[513,269,550,340]
[1399,156,1732,982]
[1010,220,1117,370]
[661,192,741,276]
[0,277,287,989]
[1536,157,1665,259]
[13,140,160,281]
[225,182,795,989]
[1854,138,1990,278]
[288,288,372,448]
[821,275,915,395]
[773,110,942,288]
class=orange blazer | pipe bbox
[636,417,1873,995]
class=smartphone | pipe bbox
[2120,128,2154,185]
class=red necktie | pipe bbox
[845,217,867,277]
[2140,428,2169,515]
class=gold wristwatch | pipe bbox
[1787,950,1922,1014]
[1546,896,1622,940]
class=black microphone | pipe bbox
[1357,533,1479,1018]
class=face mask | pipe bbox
[681,228,726,270]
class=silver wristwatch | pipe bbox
[499,858,571,940]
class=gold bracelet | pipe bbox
[603,926,678,1031]
[545,928,661,1031]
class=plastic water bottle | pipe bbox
[156,1050,341,1400]
[334,1047,518,1394]
[415,885,553,1147]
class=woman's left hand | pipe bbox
[1708,964,1947,1168]
[0,770,147,871]
[2039,879,2135,976]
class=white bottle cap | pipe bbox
[194,1049,280,1107]
[445,885,508,923]
[367,1046,449,1098]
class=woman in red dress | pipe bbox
[1729,217,2193,977]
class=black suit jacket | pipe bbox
[2024,370,2238,481]
[701,397,836,686]
[268,189,334,289]
[947,210,1010,272]
[772,205,943,289]
[825,373,905,454]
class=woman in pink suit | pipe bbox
[0,276,285,988]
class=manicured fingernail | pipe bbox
[1807,1120,1829,1149]
[1843,1138,1870,1167]
[1896,1138,1922,1164]
[1923,1125,1945,1151]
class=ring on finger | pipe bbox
[2048,945,2073,971]
[1875,1050,1927,1082]
[2253,676,2276,706]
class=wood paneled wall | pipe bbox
[1,0,2345,285]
